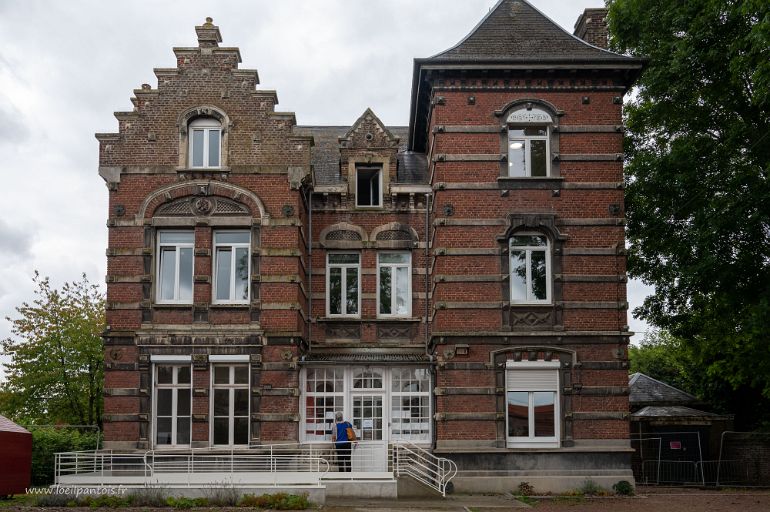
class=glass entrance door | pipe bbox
[351,394,387,471]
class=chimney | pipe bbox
[574,8,609,49]
[195,17,222,48]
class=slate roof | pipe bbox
[631,406,721,419]
[0,414,30,434]
[628,373,698,406]
[294,126,427,186]
[431,0,636,63]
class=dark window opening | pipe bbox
[356,166,381,207]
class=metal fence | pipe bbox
[632,431,770,487]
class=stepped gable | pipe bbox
[431,0,633,63]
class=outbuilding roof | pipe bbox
[0,414,30,434]
[628,372,699,406]
[631,405,723,419]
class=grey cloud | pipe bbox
[0,218,32,258]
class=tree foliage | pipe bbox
[1,272,104,427]
[607,0,770,408]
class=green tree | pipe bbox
[607,0,770,422]
[1,272,104,427]
[629,329,696,394]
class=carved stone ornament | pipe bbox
[155,196,249,217]
[506,107,553,124]
[511,310,552,326]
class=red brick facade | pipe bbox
[99,2,644,488]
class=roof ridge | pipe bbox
[519,0,628,58]
[429,0,505,59]
[430,0,634,62]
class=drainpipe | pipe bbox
[299,184,313,356]
[424,192,439,450]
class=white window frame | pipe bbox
[509,233,551,304]
[390,368,431,442]
[299,366,432,446]
[377,252,412,318]
[153,364,192,448]
[212,231,251,304]
[156,231,195,304]
[355,165,383,208]
[210,364,250,447]
[505,360,560,449]
[326,253,361,317]
[189,117,222,169]
[303,368,345,442]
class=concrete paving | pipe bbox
[323,494,530,511]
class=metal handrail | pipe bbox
[392,440,457,497]
[55,448,331,487]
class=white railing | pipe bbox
[392,440,457,497]
[55,448,330,487]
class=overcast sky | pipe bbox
[0,0,653,378]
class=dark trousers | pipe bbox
[335,442,352,472]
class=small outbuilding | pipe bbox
[0,415,32,497]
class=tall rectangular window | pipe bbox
[510,234,550,303]
[506,361,559,448]
[327,253,360,316]
[157,231,194,303]
[508,126,549,177]
[391,368,430,442]
[304,368,344,442]
[155,365,192,447]
[213,231,250,303]
[212,365,249,446]
[189,118,221,168]
[378,253,411,317]
[356,166,382,207]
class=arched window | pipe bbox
[189,117,221,168]
[509,232,551,303]
[506,107,553,177]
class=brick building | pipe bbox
[98,0,643,493]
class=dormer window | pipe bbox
[506,107,553,177]
[189,117,221,168]
[356,165,382,207]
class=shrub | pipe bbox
[28,427,102,485]
[238,493,311,510]
[202,485,239,506]
[516,481,535,496]
[578,479,604,496]
[80,494,134,508]
[612,480,634,496]
[165,496,208,509]
[130,487,167,507]
[34,493,71,507]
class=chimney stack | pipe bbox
[574,8,609,49]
